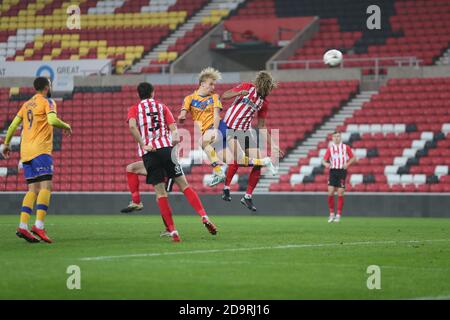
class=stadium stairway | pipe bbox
[255,90,377,192]
[130,0,244,73]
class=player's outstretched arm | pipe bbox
[47,113,72,135]
[1,116,22,159]
[221,89,248,100]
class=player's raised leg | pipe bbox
[201,128,225,187]
[121,161,146,213]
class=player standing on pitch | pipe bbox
[1,77,72,243]
[220,71,283,211]
[127,82,217,242]
[322,131,356,223]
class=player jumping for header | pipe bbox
[220,71,283,211]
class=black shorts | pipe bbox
[142,147,184,185]
[328,169,347,188]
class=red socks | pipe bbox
[246,166,261,195]
[127,172,140,204]
[225,163,239,188]
[183,187,206,217]
[328,195,344,215]
[328,195,335,214]
[157,197,175,232]
[337,196,344,216]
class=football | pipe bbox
[323,49,343,67]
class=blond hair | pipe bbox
[254,71,277,98]
[198,67,222,85]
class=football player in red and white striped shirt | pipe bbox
[322,131,356,223]
[127,82,217,242]
[221,71,283,211]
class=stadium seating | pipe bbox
[269,77,450,193]
[0,0,216,73]
[0,79,358,193]
[275,0,450,70]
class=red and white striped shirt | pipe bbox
[323,143,354,169]
[224,82,268,131]
[127,98,175,156]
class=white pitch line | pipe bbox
[79,239,450,262]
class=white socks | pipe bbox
[35,220,44,230]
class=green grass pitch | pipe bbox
[0,215,449,299]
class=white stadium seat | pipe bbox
[420,132,433,141]
[309,157,322,167]
[319,149,327,158]
[359,124,370,135]
[400,174,413,185]
[402,148,417,158]
[0,167,7,177]
[394,124,406,134]
[300,166,314,175]
[11,137,21,146]
[350,174,363,186]
[370,124,382,134]
[381,124,394,134]
[354,149,367,159]
[346,124,359,133]
[384,165,399,175]
[6,49,16,57]
[442,123,450,135]
[341,132,351,142]
[411,140,426,149]
[290,174,305,185]
[387,174,401,185]
[393,157,408,166]
[435,165,448,177]
[413,174,426,185]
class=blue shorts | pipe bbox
[23,154,53,184]
[210,120,228,152]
